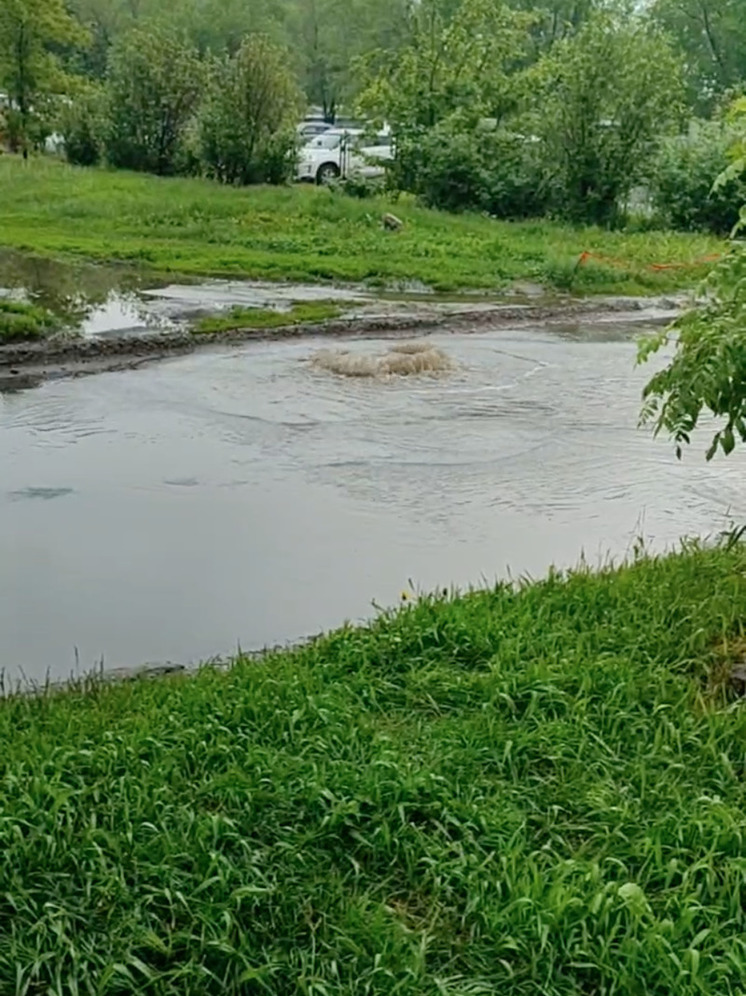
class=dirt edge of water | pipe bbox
[0,298,677,390]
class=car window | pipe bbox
[351,135,391,151]
[308,133,341,150]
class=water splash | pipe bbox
[311,341,454,378]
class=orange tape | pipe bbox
[577,250,722,273]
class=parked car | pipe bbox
[297,119,330,141]
[45,132,65,154]
[296,128,393,184]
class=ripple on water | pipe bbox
[163,477,200,488]
[7,487,74,502]
[2,394,114,445]
[3,326,746,684]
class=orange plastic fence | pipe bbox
[576,250,722,272]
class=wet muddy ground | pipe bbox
[0,248,684,391]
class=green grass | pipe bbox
[0,156,724,295]
[0,298,61,342]
[2,543,746,994]
[193,300,347,333]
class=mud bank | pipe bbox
[0,296,680,389]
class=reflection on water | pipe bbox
[0,249,378,342]
[0,248,168,337]
[1,323,744,684]
[8,487,75,502]
[0,248,144,318]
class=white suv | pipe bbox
[296,128,393,184]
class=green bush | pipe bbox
[0,300,60,342]
[331,172,384,199]
[394,125,487,213]
[1,107,49,155]
[392,122,548,218]
[197,37,301,186]
[59,88,105,167]
[483,130,550,219]
[650,121,746,234]
[104,25,203,176]
[534,13,684,227]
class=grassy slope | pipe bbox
[2,545,746,994]
[0,156,723,295]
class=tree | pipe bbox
[359,0,533,132]
[104,24,203,175]
[0,0,86,155]
[283,0,409,120]
[197,36,302,184]
[65,0,284,80]
[650,119,746,234]
[651,0,746,112]
[639,99,746,461]
[534,12,684,225]
[167,0,285,57]
[65,0,134,78]
[356,0,537,213]
[507,0,604,51]
[59,80,106,165]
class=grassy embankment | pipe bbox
[0,156,724,297]
[2,543,746,994]
[193,300,348,333]
[0,299,60,342]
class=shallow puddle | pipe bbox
[0,249,376,340]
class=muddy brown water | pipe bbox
[2,321,745,686]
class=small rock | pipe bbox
[507,281,546,300]
[730,663,746,694]
[382,213,403,231]
[102,661,186,682]
[143,662,186,677]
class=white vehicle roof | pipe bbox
[301,129,361,152]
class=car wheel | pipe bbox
[316,162,340,185]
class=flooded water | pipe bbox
[2,322,745,685]
[0,249,377,339]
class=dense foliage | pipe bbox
[0,0,85,154]
[58,82,105,166]
[391,121,549,219]
[650,120,746,234]
[651,0,746,114]
[533,15,683,225]
[197,37,301,185]
[1,0,746,217]
[640,99,746,459]
[104,27,203,175]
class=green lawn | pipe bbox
[0,156,724,295]
[2,543,746,994]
